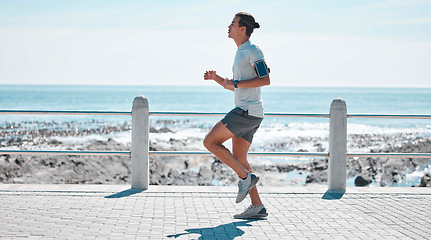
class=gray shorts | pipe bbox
[221,107,263,143]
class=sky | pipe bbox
[0,0,430,87]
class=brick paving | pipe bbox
[0,184,430,239]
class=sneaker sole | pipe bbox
[234,212,268,219]
[235,175,260,203]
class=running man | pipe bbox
[203,12,270,219]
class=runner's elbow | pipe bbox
[263,76,270,86]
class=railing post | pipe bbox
[131,96,149,189]
[328,98,347,192]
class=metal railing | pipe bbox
[0,110,131,116]
[0,110,329,157]
[1,96,431,191]
[345,114,431,158]
[0,110,331,158]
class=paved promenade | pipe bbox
[0,184,430,239]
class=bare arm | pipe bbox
[204,70,270,90]
[203,70,235,91]
[223,75,270,90]
[233,75,270,88]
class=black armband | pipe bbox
[254,60,269,78]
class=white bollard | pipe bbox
[131,96,149,189]
[328,98,347,192]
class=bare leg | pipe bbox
[232,136,263,206]
[203,121,248,179]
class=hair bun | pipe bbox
[254,22,260,29]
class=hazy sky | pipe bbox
[1,0,430,87]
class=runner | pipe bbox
[203,12,270,219]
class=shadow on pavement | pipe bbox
[322,190,345,200]
[167,219,260,239]
[104,188,146,198]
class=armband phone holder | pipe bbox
[254,60,269,78]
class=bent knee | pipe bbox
[203,135,222,152]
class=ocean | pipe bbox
[1,85,431,187]
[1,84,431,117]
[1,84,431,129]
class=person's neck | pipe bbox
[234,36,250,48]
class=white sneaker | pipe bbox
[236,172,259,203]
[234,204,268,219]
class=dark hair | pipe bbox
[235,12,260,37]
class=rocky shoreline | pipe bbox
[1,121,431,187]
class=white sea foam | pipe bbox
[389,164,431,187]
[49,134,109,145]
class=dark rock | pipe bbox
[150,127,173,133]
[355,174,372,187]
[49,139,62,145]
[211,158,237,185]
[15,159,22,167]
[419,173,431,187]
[71,159,84,167]
[379,158,414,186]
[276,165,295,172]
[306,170,327,183]
[314,143,325,152]
[198,166,212,180]
[312,159,328,171]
